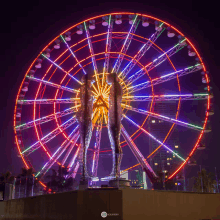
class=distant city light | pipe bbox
[175,145,179,148]
[167,163,170,165]
[155,163,158,165]
[152,120,156,123]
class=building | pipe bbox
[128,168,147,189]
[147,101,180,179]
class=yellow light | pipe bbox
[167,158,169,160]
[175,183,177,185]
[167,151,169,153]
[154,163,158,165]
[175,145,179,148]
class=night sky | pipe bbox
[0,1,219,179]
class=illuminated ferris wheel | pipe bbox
[14,12,213,187]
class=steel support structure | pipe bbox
[15,106,78,131]
[126,64,203,93]
[22,117,77,156]
[119,24,165,79]
[121,125,158,183]
[126,40,187,85]
[112,14,139,74]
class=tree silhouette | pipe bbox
[193,168,216,193]
[16,167,35,197]
[0,171,15,200]
[45,166,78,193]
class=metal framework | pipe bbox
[13,12,211,189]
[119,23,165,79]
[103,15,114,75]
[112,14,140,74]
[27,75,77,93]
[22,117,77,156]
[121,125,158,183]
[122,93,209,102]
[126,64,203,93]
[126,39,187,85]
[16,106,78,131]
[17,98,79,105]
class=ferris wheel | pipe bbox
[14,12,213,188]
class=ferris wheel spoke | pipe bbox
[122,104,205,131]
[61,132,80,165]
[41,54,82,85]
[126,64,203,93]
[119,23,165,79]
[35,127,79,179]
[121,125,158,182]
[84,22,100,91]
[112,14,139,74]
[17,98,80,105]
[68,159,80,179]
[126,39,187,85]
[21,116,77,156]
[16,106,79,131]
[67,145,81,178]
[60,35,87,75]
[26,75,78,94]
[91,115,103,177]
[102,15,114,87]
[122,93,209,102]
[123,114,186,162]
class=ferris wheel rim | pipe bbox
[13,12,211,186]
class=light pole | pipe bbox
[215,167,219,193]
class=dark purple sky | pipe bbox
[0,1,219,178]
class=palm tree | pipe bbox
[193,168,216,193]
[16,167,35,197]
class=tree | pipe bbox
[0,171,15,184]
[153,170,164,190]
[45,165,78,193]
[193,168,216,193]
[16,167,35,197]
[0,171,15,200]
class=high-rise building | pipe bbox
[128,167,147,189]
[147,101,180,179]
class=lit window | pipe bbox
[167,163,170,165]
[152,120,155,123]
[154,163,158,165]
[175,145,179,148]
[167,158,170,160]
